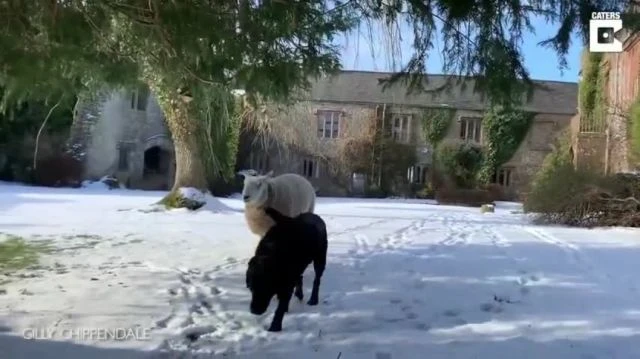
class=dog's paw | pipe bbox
[267,324,282,332]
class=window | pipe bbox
[459,116,482,142]
[317,110,341,139]
[391,114,412,143]
[130,86,150,111]
[492,167,513,187]
[301,158,319,178]
[117,142,131,171]
[407,165,427,184]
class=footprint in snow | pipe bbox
[155,314,174,329]
[454,318,468,325]
[210,286,221,295]
[375,352,392,359]
[405,312,418,320]
[443,309,460,317]
[480,302,504,313]
[182,325,217,342]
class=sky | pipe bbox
[338,15,584,83]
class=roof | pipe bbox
[302,70,578,115]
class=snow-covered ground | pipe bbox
[1,182,640,359]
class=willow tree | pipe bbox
[0,1,355,207]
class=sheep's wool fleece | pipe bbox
[245,173,316,237]
[244,205,275,238]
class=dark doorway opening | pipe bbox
[142,146,172,190]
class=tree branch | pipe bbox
[33,96,63,170]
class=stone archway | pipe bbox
[141,135,175,190]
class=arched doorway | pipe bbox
[141,144,174,190]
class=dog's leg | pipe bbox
[268,286,294,332]
[308,255,326,306]
[294,276,304,301]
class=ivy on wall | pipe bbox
[422,107,455,146]
[478,105,535,183]
[628,98,640,165]
[579,51,607,130]
[435,139,485,188]
[421,107,455,190]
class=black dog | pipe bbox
[246,207,328,332]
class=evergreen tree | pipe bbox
[0,1,355,207]
[355,0,631,105]
[1,0,632,208]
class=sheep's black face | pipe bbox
[246,256,276,315]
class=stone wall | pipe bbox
[575,133,607,173]
[241,101,378,196]
[242,101,574,198]
[83,92,130,180]
[70,88,174,189]
[67,91,113,163]
[603,35,640,173]
[502,113,573,197]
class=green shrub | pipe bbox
[524,162,591,215]
[434,139,485,189]
[364,185,387,198]
[523,131,574,213]
[628,99,640,165]
[524,129,640,227]
[522,164,640,226]
[415,182,435,199]
[523,131,624,226]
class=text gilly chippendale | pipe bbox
[23,327,152,341]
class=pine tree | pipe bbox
[355,0,632,105]
[1,0,631,208]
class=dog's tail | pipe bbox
[264,207,292,224]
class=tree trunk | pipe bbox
[169,119,208,192]
[154,88,208,207]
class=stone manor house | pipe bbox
[68,71,578,197]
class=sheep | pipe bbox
[239,170,316,238]
[245,207,328,332]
